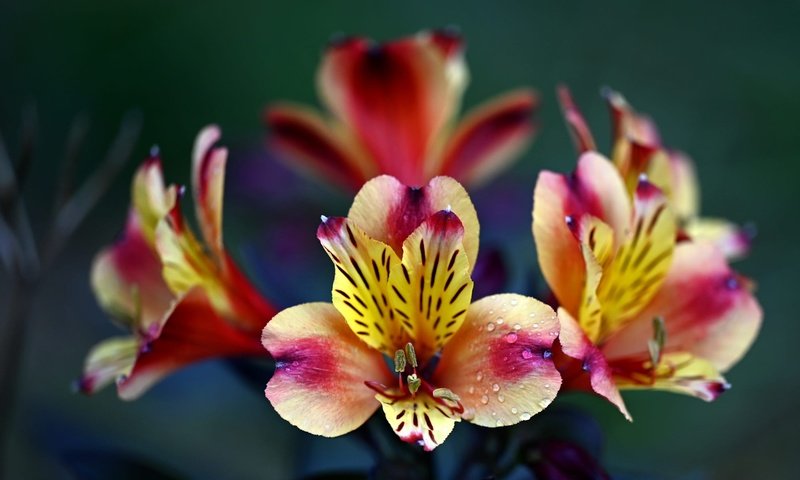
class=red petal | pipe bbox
[439,90,538,186]
[318,35,455,186]
[116,288,267,400]
[557,85,597,153]
[265,105,373,191]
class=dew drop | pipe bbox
[480,395,489,404]
[539,398,551,408]
[504,332,518,344]
[511,407,518,414]
[476,372,484,381]
[496,317,504,325]
[510,299,519,306]
[521,348,534,360]
[520,412,532,421]
[496,419,505,427]
[468,386,475,394]
[492,383,500,392]
[513,323,521,331]
[491,410,496,416]
[532,322,539,329]
[497,394,505,403]
[486,322,496,332]
[544,383,551,389]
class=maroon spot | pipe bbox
[562,172,604,223]
[316,216,347,242]
[387,186,432,250]
[488,330,554,383]
[271,337,338,390]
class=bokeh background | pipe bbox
[1,1,798,478]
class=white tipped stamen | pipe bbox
[445,204,452,212]
[638,172,649,183]
[320,215,329,223]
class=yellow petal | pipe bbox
[615,352,729,402]
[317,216,407,355]
[597,178,675,338]
[77,336,138,394]
[388,210,473,362]
[377,391,458,451]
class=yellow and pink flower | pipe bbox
[266,29,538,191]
[79,126,276,399]
[532,152,761,419]
[263,175,561,450]
[558,87,753,260]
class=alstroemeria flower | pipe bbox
[558,87,753,260]
[79,126,276,399]
[266,29,538,191]
[532,152,762,419]
[263,175,561,450]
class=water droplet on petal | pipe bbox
[497,394,505,403]
[492,383,500,392]
[476,372,484,381]
[496,317,504,325]
[496,419,504,427]
[487,322,496,332]
[520,412,532,421]
[544,383,551,389]
[532,322,539,329]
[468,386,475,394]
[521,348,534,360]
[480,395,489,404]
[504,332,518,344]
[513,323,521,331]
[539,398,551,409]
[511,407,518,414]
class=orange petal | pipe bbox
[191,125,227,255]
[532,152,630,315]
[555,308,631,420]
[438,89,538,186]
[377,390,458,451]
[114,288,266,400]
[388,210,473,362]
[348,175,479,271]
[665,151,699,221]
[433,294,562,428]
[318,34,455,186]
[684,217,753,260]
[602,242,762,373]
[265,104,375,191]
[557,85,597,153]
[91,212,174,334]
[263,303,392,437]
[317,216,407,355]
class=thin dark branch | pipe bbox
[13,105,37,192]
[53,114,89,213]
[42,111,141,268]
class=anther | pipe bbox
[394,349,407,373]
[433,388,460,403]
[405,343,418,369]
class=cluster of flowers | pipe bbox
[79,30,761,451]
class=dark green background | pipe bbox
[2,1,797,478]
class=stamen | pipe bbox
[405,343,418,369]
